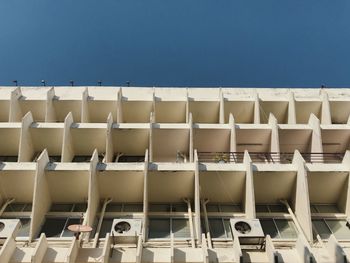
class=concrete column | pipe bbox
[229,113,236,152]
[219,88,225,124]
[9,87,22,122]
[254,92,260,124]
[102,234,111,263]
[321,89,332,125]
[308,113,323,162]
[152,87,156,122]
[61,112,74,162]
[268,113,280,154]
[31,233,48,263]
[189,113,193,162]
[45,87,57,122]
[30,150,51,241]
[194,150,202,241]
[117,88,123,123]
[143,149,149,241]
[0,234,17,263]
[81,88,90,123]
[341,150,350,217]
[86,149,100,228]
[326,235,348,263]
[18,112,34,162]
[292,150,313,242]
[288,91,296,124]
[295,234,314,263]
[66,238,79,263]
[149,112,154,162]
[186,89,189,123]
[243,151,255,219]
[105,113,114,162]
[265,235,277,263]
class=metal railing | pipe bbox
[197,152,345,164]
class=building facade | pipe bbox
[0,86,349,262]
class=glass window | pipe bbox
[315,205,340,213]
[106,203,122,212]
[275,219,297,238]
[149,219,170,238]
[73,203,87,212]
[40,218,67,238]
[261,219,279,238]
[172,203,188,212]
[269,205,288,213]
[220,204,242,212]
[206,204,219,212]
[99,218,113,238]
[18,218,31,237]
[50,204,73,212]
[326,220,350,239]
[209,219,226,239]
[223,219,233,239]
[150,204,170,212]
[123,204,143,212]
[5,203,26,212]
[172,219,190,238]
[312,220,332,239]
[23,204,33,212]
[256,205,269,213]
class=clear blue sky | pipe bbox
[0,0,349,87]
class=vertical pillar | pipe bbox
[194,150,201,241]
[31,233,48,263]
[219,88,225,124]
[186,88,189,123]
[105,113,114,162]
[254,92,260,124]
[30,150,51,241]
[243,151,255,219]
[81,88,90,123]
[321,89,332,125]
[61,112,74,162]
[117,88,123,123]
[308,113,323,162]
[149,113,154,162]
[229,114,236,152]
[66,238,79,263]
[45,87,57,122]
[189,113,193,162]
[292,150,313,242]
[288,91,296,124]
[142,149,149,241]
[86,149,100,228]
[9,87,22,122]
[18,112,34,162]
[268,113,280,154]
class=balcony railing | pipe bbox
[197,152,345,164]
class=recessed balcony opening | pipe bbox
[19,99,46,122]
[27,126,64,162]
[189,101,219,123]
[259,101,288,124]
[224,101,254,124]
[236,128,271,152]
[148,171,194,240]
[321,129,349,158]
[88,100,117,123]
[308,171,350,240]
[200,171,245,213]
[152,128,189,162]
[121,101,153,123]
[69,127,106,162]
[0,100,10,122]
[0,127,20,162]
[308,171,348,214]
[279,129,312,153]
[254,171,298,240]
[329,101,350,124]
[194,128,231,163]
[53,100,82,122]
[0,170,35,238]
[295,101,322,124]
[111,128,149,163]
[155,101,186,123]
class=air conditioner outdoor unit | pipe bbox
[111,219,142,244]
[230,218,264,245]
[0,219,21,239]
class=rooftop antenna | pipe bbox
[97,80,102,86]
[70,80,74,86]
[126,81,130,87]
[13,80,18,86]
[41,80,46,86]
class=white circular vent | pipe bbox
[114,221,131,234]
[234,221,252,234]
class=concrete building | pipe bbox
[0,86,349,262]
